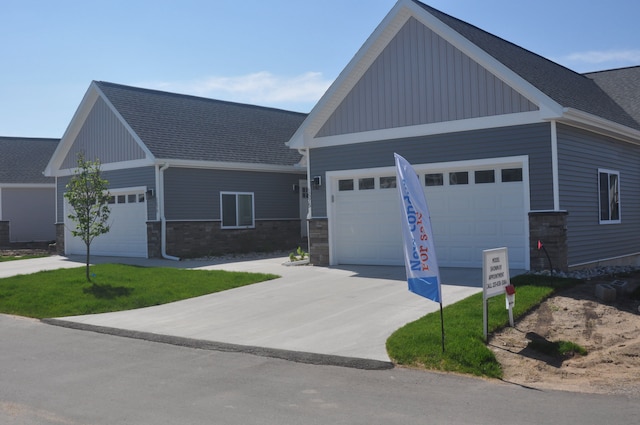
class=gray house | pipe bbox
[0,137,59,246]
[288,0,640,271]
[45,81,307,259]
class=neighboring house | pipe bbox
[287,0,640,271]
[0,137,59,246]
[44,81,307,259]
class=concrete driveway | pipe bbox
[2,255,501,367]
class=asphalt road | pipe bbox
[1,315,637,425]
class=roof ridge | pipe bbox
[0,136,60,142]
[583,65,640,76]
[94,80,308,117]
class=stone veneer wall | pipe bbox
[529,211,568,272]
[146,221,161,258]
[308,218,329,266]
[0,221,9,247]
[55,223,65,255]
[162,220,303,258]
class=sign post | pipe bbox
[482,247,511,342]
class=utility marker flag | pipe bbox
[394,153,442,303]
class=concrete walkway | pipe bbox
[2,255,509,368]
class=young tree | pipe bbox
[64,153,111,282]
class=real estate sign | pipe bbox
[482,247,511,341]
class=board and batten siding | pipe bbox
[163,167,304,221]
[56,166,156,223]
[310,123,553,217]
[61,97,146,169]
[557,124,640,266]
[316,17,538,138]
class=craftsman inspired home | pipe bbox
[288,0,640,270]
[0,137,59,246]
[45,81,307,259]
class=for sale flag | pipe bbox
[394,153,441,303]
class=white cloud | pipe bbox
[566,49,640,64]
[146,71,333,110]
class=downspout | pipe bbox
[158,163,180,261]
[299,148,311,254]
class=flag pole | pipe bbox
[439,302,445,353]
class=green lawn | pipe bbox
[0,254,50,262]
[386,273,581,378]
[0,264,278,319]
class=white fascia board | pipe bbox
[0,183,55,189]
[94,83,155,160]
[44,82,156,177]
[287,1,413,150]
[405,2,564,119]
[44,84,100,176]
[288,0,564,151]
[155,159,306,174]
[308,111,543,148]
[559,108,640,145]
[50,158,156,177]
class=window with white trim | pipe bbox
[598,169,620,224]
[221,192,254,228]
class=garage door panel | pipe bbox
[64,190,148,258]
[332,163,527,268]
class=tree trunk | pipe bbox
[86,243,91,282]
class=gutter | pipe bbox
[158,163,180,261]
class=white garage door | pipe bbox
[65,189,148,258]
[331,160,527,268]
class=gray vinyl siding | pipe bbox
[61,97,146,169]
[57,166,156,222]
[557,124,640,266]
[310,123,552,217]
[164,168,304,220]
[316,17,537,138]
[1,187,55,242]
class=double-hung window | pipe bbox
[221,192,254,228]
[598,169,620,224]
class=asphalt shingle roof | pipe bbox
[94,81,307,167]
[0,137,59,184]
[413,0,640,131]
[584,66,640,126]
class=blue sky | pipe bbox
[2,0,639,138]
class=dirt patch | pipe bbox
[489,276,640,397]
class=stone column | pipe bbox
[55,223,65,255]
[308,218,329,266]
[529,211,568,272]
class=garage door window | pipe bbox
[425,173,444,186]
[221,192,254,228]
[449,171,468,185]
[598,169,620,224]
[380,176,396,189]
[475,170,495,184]
[339,179,354,191]
[359,178,375,190]
[501,168,523,182]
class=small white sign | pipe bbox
[482,247,511,341]
[483,247,510,299]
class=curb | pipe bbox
[42,318,395,371]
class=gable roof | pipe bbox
[413,1,640,131]
[288,0,640,148]
[95,81,307,166]
[0,137,59,184]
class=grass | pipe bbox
[386,273,581,379]
[0,264,278,319]
[527,339,587,358]
[0,254,49,262]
